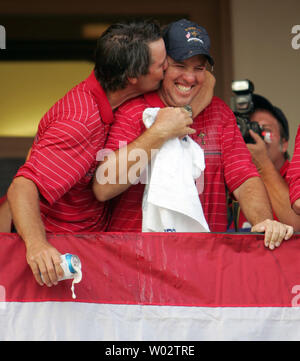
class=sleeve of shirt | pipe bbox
[0,195,7,206]
[221,104,260,193]
[15,119,95,206]
[104,104,145,152]
[287,126,300,204]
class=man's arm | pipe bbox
[233,177,294,249]
[0,199,12,233]
[247,130,300,230]
[0,147,33,233]
[190,71,215,117]
[93,107,195,201]
[7,177,64,286]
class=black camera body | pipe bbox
[231,80,264,144]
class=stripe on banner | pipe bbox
[0,232,300,340]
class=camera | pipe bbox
[230,79,264,144]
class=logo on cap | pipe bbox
[185,28,205,46]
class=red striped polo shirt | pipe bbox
[287,126,300,205]
[105,91,259,232]
[15,71,113,233]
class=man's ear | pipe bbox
[281,139,289,154]
[127,77,138,85]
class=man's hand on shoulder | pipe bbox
[190,70,216,117]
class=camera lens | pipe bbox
[249,121,261,134]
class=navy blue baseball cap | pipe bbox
[252,94,289,140]
[163,19,214,66]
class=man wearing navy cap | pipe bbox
[94,19,294,248]
[234,94,300,231]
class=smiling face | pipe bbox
[158,55,207,107]
[135,38,168,93]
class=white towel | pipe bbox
[142,108,210,233]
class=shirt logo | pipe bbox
[198,132,206,145]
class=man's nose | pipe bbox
[182,70,196,84]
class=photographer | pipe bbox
[230,91,300,231]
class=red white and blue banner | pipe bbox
[0,232,300,341]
